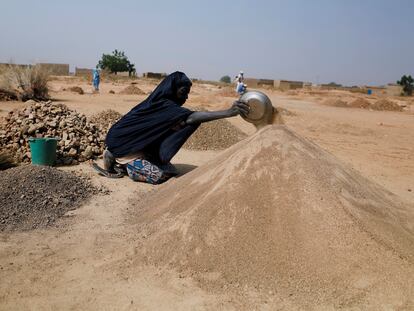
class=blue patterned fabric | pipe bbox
[126,159,167,184]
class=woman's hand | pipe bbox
[186,102,250,125]
[228,101,250,117]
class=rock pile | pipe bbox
[89,109,122,132]
[0,101,106,165]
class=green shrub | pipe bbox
[220,75,231,84]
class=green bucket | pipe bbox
[29,137,58,166]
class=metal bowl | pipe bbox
[239,91,273,126]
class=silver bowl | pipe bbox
[239,91,274,126]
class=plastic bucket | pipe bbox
[29,137,58,166]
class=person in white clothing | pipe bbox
[234,71,246,94]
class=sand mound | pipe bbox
[348,97,371,108]
[68,86,84,95]
[0,166,98,231]
[182,109,247,150]
[277,107,296,116]
[89,109,122,132]
[372,99,403,111]
[134,126,414,308]
[119,85,145,95]
[322,98,348,107]
[218,87,238,97]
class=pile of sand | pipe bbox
[183,117,247,150]
[277,107,296,116]
[119,85,145,95]
[89,109,122,132]
[371,99,403,111]
[133,126,414,309]
[0,166,99,231]
[68,86,84,95]
[348,97,371,108]
[322,98,348,107]
[323,97,404,112]
[218,87,238,97]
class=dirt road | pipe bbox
[0,78,413,310]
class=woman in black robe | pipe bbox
[104,71,249,184]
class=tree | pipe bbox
[97,50,135,76]
[220,75,231,83]
[397,75,414,96]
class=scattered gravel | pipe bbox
[0,165,102,232]
[183,119,247,150]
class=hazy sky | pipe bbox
[1,0,413,85]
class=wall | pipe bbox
[35,63,69,76]
[143,72,167,79]
[244,78,259,88]
[75,67,93,78]
[275,80,304,91]
[385,84,403,96]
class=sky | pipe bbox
[1,0,413,86]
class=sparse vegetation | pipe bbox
[397,75,413,96]
[220,75,231,83]
[0,65,49,101]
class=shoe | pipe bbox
[103,149,116,173]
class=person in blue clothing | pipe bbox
[92,68,100,91]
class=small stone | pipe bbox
[27,125,37,135]
[83,146,93,158]
[68,148,77,157]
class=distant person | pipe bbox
[92,68,100,91]
[101,71,249,184]
[234,70,246,94]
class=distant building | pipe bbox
[385,84,403,96]
[35,63,69,76]
[244,78,274,88]
[75,67,93,78]
[320,82,342,90]
[143,72,167,79]
[274,80,304,91]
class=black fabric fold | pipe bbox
[105,72,194,158]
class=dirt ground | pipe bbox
[0,77,413,310]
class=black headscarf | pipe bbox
[105,71,194,158]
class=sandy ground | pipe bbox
[0,77,413,310]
